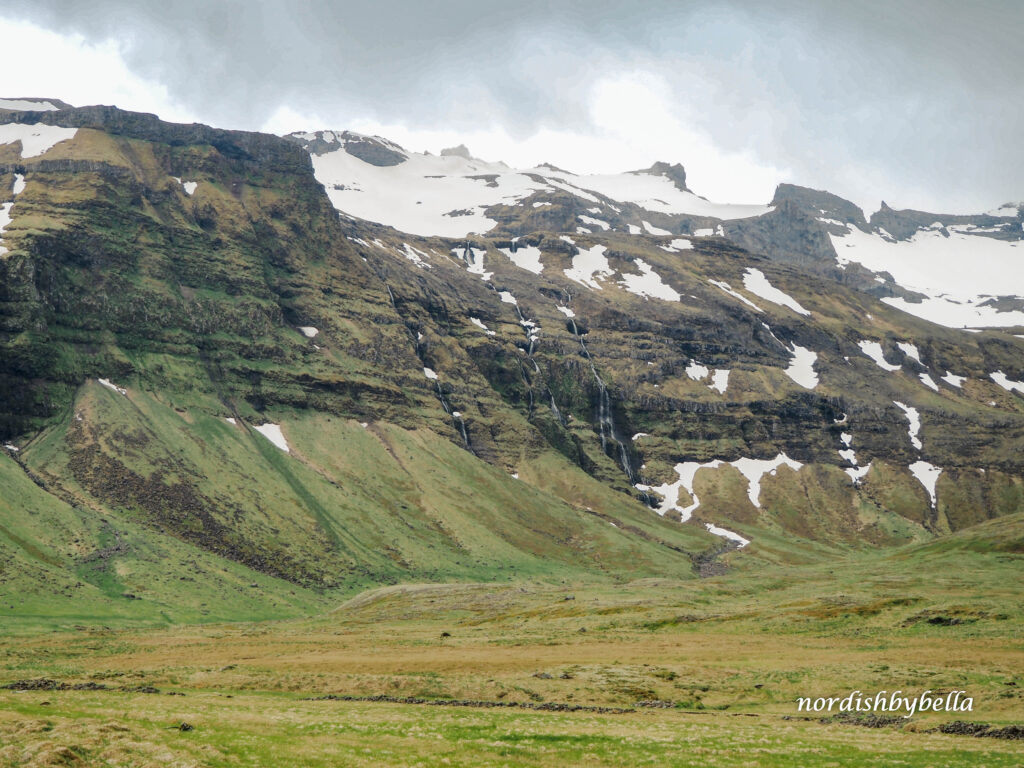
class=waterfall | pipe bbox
[431,379,471,450]
[547,390,564,425]
[569,317,636,483]
[380,281,470,451]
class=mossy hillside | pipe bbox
[4,378,722,620]
[0,451,329,631]
[346,221,1024,541]
[0,121,426,440]
[1,106,1023,613]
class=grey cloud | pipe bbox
[2,0,1022,211]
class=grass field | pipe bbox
[2,516,1021,766]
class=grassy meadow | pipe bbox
[2,514,1022,766]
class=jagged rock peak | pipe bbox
[536,162,574,174]
[771,183,868,227]
[440,144,474,160]
[286,129,408,166]
[635,161,688,192]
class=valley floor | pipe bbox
[1,520,1023,767]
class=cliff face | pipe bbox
[0,106,419,437]
[1,107,1023,616]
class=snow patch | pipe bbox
[636,460,722,521]
[990,371,1024,394]
[909,460,941,508]
[742,268,811,316]
[830,225,1024,329]
[564,244,613,290]
[784,344,818,389]
[469,317,497,336]
[893,401,923,450]
[12,173,25,196]
[845,464,871,484]
[499,244,543,274]
[97,378,127,396]
[0,123,78,157]
[896,342,922,364]
[0,202,12,255]
[499,291,518,305]
[423,367,439,380]
[298,326,319,338]
[705,522,750,548]
[709,279,763,312]
[457,245,490,280]
[556,305,575,318]
[919,373,939,392]
[642,220,671,236]
[709,369,730,394]
[941,371,965,388]
[578,214,610,230]
[686,361,709,380]
[730,454,803,507]
[253,423,290,453]
[859,340,901,371]
[619,259,680,301]
[402,243,431,268]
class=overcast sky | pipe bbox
[1,0,1021,213]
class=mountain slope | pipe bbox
[1,104,1023,624]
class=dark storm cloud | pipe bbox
[3,0,1022,210]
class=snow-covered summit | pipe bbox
[0,97,72,112]
[286,129,775,238]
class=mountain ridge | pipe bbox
[2,101,1023,623]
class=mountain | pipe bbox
[2,102,1023,625]
[286,129,1024,330]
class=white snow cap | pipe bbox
[0,98,61,111]
[299,130,772,239]
[829,225,1024,329]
